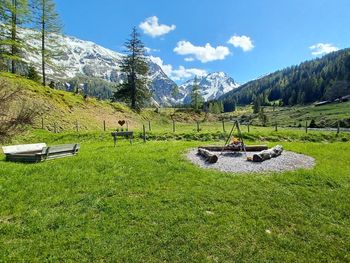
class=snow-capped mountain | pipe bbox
[21,28,178,105]
[179,72,240,104]
[20,28,238,105]
[147,62,179,106]
[22,29,123,82]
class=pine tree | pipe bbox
[27,65,40,82]
[171,84,179,100]
[252,96,261,113]
[191,76,203,111]
[31,0,62,86]
[0,0,29,73]
[113,27,150,111]
[258,108,268,126]
[48,80,55,88]
[219,101,224,113]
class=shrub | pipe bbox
[27,66,41,83]
[309,119,317,128]
[0,80,40,142]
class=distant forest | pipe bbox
[220,48,350,109]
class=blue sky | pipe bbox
[55,0,350,84]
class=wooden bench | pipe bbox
[2,143,80,163]
[111,131,133,147]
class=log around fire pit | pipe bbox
[197,148,218,163]
[252,145,283,162]
[199,145,268,152]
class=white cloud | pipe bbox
[184,57,194,62]
[310,43,339,56]
[227,35,254,52]
[173,41,230,63]
[170,66,207,81]
[144,47,160,54]
[139,16,176,37]
[150,56,207,81]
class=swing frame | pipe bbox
[221,120,247,157]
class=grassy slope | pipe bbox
[0,132,349,262]
[3,72,349,134]
[226,103,350,127]
[261,103,350,127]
[0,73,222,135]
[0,73,144,132]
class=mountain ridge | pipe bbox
[178,72,240,104]
[19,28,238,106]
[219,48,350,107]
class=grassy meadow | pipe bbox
[1,130,350,262]
[1,74,350,261]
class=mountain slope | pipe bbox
[0,72,144,131]
[219,48,350,107]
[21,29,178,105]
[21,29,239,106]
[179,72,239,104]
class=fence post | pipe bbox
[143,124,146,142]
[173,119,175,132]
[222,120,225,132]
[337,121,340,134]
[247,123,250,133]
[148,121,151,131]
[41,117,44,129]
[103,120,106,131]
[76,121,79,133]
[275,123,278,132]
[196,121,200,132]
[305,121,308,133]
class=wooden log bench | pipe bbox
[111,131,133,147]
[2,143,80,163]
[197,148,218,163]
[251,145,283,162]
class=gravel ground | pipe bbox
[187,149,315,173]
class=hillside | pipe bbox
[224,103,350,128]
[219,48,350,107]
[0,73,144,132]
[0,73,226,137]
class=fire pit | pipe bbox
[187,149,315,173]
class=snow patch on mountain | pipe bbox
[178,72,240,104]
[20,28,238,105]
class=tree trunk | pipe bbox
[41,6,46,86]
[131,72,136,109]
[197,148,218,163]
[252,145,283,162]
[130,28,136,109]
[11,0,17,74]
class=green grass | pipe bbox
[125,121,350,143]
[1,132,350,262]
[246,102,350,128]
[0,72,140,132]
[1,73,350,261]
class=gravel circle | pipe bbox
[187,149,315,174]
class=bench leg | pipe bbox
[114,136,117,147]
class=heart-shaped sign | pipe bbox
[118,120,126,126]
